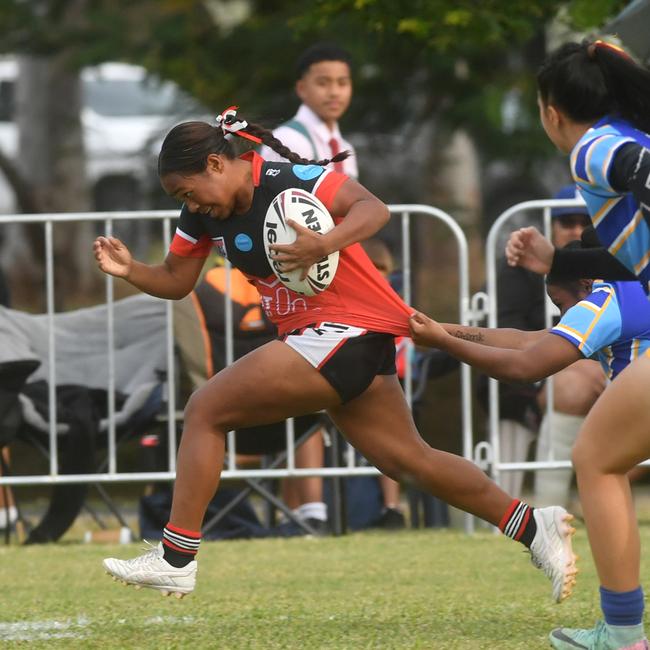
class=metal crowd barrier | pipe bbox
[0,205,474,532]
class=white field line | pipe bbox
[0,616,90,641]
[0,615,196,641]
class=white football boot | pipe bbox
[103,541,196,598]
[529,505,578,603]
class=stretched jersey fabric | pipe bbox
[570,117,650,293]
[550,280,650,379]
[169,151,412,336]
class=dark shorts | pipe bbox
[235,413,323,455]
[282,322,396,403]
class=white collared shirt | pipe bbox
[259,104,358,179]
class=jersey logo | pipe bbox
[212,236,228,258]
[292,164,323,181]
[234,233,253,252]
[265,168,281,177]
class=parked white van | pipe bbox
[0,58,208,213]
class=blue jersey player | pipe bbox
[410,274,650,650]
[476,39,650,650]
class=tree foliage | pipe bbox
[0,0,628,171]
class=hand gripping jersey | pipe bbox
[169,151,413,336]
[570,117,650,292]
[550,280,650,379]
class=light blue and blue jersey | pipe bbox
[570,117,650,293]
[551,280,650,379]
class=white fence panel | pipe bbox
[0,203,473,536]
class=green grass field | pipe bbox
[1,515,636,650]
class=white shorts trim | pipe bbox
[283,322,367,369]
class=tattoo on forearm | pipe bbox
[453,329,484,343]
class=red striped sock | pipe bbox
[162,523,201,567]
[498,499,536,547]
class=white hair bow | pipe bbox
[215,105,261,144]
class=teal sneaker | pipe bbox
[549,620,648,649]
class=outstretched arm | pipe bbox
[440,323,546,350]
[505,224,635,281]
[409,312,581,383]
[93,236,205,300]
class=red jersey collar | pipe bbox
[239,150,264,187]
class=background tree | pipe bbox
[0,0,626,310]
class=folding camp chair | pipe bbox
[0,295,169,544]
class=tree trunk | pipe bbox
[15,54,93,308]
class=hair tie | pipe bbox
[587,39,632,61]
[215,106,262,144]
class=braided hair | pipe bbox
[245,121,350,167]
[158,114,350,177]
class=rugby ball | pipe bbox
[263,188,339,296]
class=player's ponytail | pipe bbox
[215,105,350,168]
[158,121,234,176]
[537,40,650,133]
[588,40,650,133]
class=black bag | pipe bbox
[139,487,271,541]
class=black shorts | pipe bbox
[235,413,323,455]
[282,322,396,403]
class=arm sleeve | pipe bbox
[169,207,212,258]
[610,143,650,219]
[550,246,637,281]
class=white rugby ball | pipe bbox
[263,188,339,296]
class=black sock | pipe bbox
[162,523,200,568]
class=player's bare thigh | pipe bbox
[573,352,650,474]
[327,373,426,473]
[183,339,341,431]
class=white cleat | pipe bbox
[103,541,196,598]
[529,506,578,603]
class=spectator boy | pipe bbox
[259,42,358,179]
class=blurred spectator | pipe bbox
[478,184,592,499]
[533,187,605,508]
[258,42,358,179]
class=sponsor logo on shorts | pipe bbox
[234,233,253,252]
[292,164,323,180]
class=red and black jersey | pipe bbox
[170,151,413,336]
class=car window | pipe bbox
[83,79,205,118]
